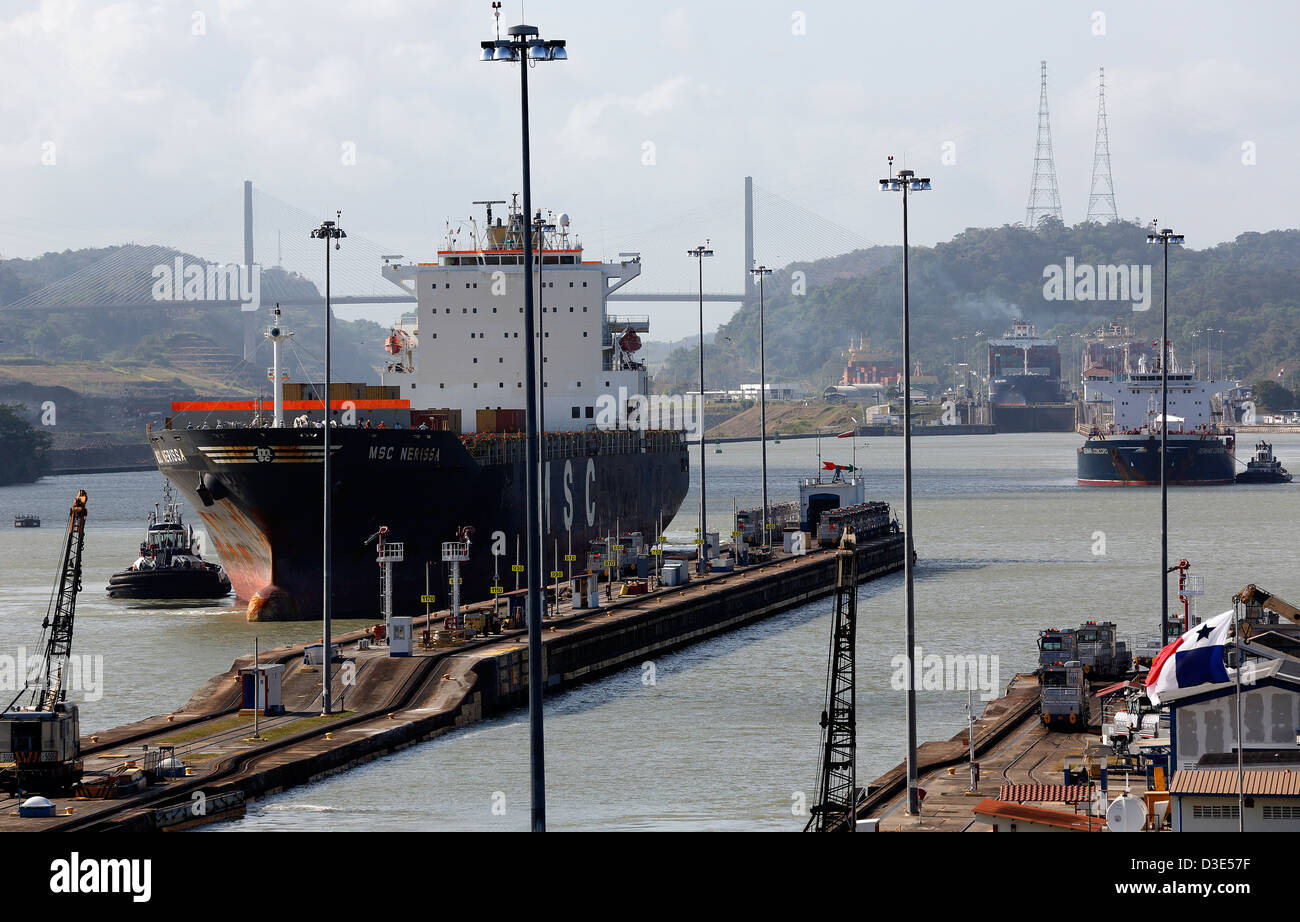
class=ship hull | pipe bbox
[990,403,1076,433]
[106,567,232,599]
[148,427,690,619]
[1077,434,1236,486]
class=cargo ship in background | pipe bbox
[1077,330,1235,486]
[148,202,690,619]
[986,321,1074,432]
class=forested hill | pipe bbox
[0,247,390,388]
[655,219,1300,394]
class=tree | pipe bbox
[0,404,52,484]
[1252,379,1294,413]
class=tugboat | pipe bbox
[106,482,232,599]
[13,514,39,528]
[1236,441,1292,484]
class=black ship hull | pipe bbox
[148,427,690,619]
[1236,469,1292,484]
[106,566,232,599]
[989,374,1074,433]
[1077,434,1236,486]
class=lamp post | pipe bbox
[310,214,345,715]
[880,159,930,816]
[1147,223,1184,645]
[481,13,565,834]
[688,243,714,572]
[750,264,772,546]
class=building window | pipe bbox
[1264,804,1300,819]
[583,331,588,337]
[585,406,594,418]
[462,308,467,313]
[473,382,478,389]
[1192,804,1240,819]
[499,382,504,388]
[572,406,580,418]
[569,281,574,287]
[440,383,444,389]
[569,306,574,312]
[498,357,504,363]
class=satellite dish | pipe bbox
[1106,792,1145,832]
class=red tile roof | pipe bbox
[972,799,1107,831]
[998,784,1093,804]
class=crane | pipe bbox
[0,490,88,793]
[806,530,859,832]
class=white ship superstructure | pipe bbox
[382,202,649,433]
[1082,350,1218,432]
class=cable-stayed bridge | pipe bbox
[2,178,874,358]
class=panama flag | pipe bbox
[1145,610,1234,706]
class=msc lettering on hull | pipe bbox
[368,445,441,462]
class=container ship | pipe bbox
[986,321,1074,432]
[1077,335,1235,486]
[148,202,690,619]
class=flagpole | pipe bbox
[1234,607,1245,833]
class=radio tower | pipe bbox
[1025,60,1063,228]
[1086,67,1118,223]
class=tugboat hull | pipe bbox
[106,567,232,599]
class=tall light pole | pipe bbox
[750,264,772,546]
[481,12,565,834]
[1147,223,1184,645]
[688,243,714,573]
[880,159,930,816]
[310,214,345,715]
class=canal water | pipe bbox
[2,432,1296,830]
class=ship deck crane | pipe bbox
[0,490,88,793]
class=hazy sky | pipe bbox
[2,0,1296,332]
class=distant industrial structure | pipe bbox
[1026,61,1120,227]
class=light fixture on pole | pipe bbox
[688,242,714,573]
[481,9,565,834]
[1147,223,1184,646]
[310,213,345,715]
[880,157,930,816]
[750,264,773,546]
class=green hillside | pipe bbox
[656,219,1300,395]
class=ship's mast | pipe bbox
[265,304,294,428]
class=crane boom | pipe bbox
[1233,583,1300,626]
[35,491,87,712]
